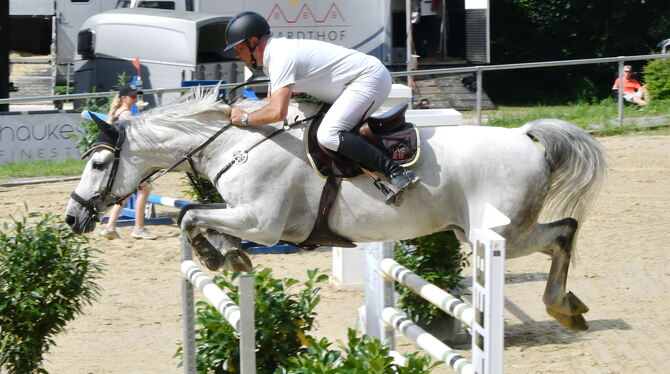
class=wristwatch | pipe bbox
[240,112,249,126]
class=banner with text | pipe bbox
[250,0,390,61]
[0,112,84,164]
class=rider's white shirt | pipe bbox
[262,37,384,103]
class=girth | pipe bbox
[296,102,421,249]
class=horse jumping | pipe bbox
[64,89,607,330]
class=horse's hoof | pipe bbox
[546,306,589,331]
[565,291,590,315]
[190,233,225,271]
[223,250,253,272]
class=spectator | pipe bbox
[612,65,649,107]
[99,85,157,240]
[418,98,430,109]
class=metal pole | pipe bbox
[0,0,9,112]
[406,0,412,65]
[476,69,483,126]
[180,235,197,374]
[66,63,71,105]
[239,275,256,374]
[617,59,624,127]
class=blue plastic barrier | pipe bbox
[104,194,297,253]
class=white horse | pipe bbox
[64,89,607,330]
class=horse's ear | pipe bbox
[90,112,115,135]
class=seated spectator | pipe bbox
[418,98,430,109]
[612,65,649,106]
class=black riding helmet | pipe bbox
[223,11,270,52]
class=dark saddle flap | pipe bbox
[306,103,420,178]
[367,102,409,132]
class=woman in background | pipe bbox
[99,85,157,240]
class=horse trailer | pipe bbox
[74,8,244,105]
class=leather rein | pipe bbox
[72,112,320,219]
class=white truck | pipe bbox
[74,8,244,105]
[116,0,491,66]
[10,0,488,97]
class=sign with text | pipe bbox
[0,112,84,164]
[252,0,390,60]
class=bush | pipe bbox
[177,268,438,373]
[394,231,467,324]
[181,175,225,204]
[176,267,328,373]
[276,329,439,374]
[643,58,670,100]
[0,212,103,374]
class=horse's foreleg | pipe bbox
[178,204,263,272]
[507,218,589,330]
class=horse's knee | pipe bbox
[556,218,578,249]
[537,218,578,257]
[177,203,228,231]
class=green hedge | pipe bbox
[644,58,670,100]
[0,212,103,374]
[394,231,467,324]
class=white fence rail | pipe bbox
[2,53,670,127]
[365,205,509,374]
[180,235,256,374]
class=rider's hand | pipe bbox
[231,107,245,126]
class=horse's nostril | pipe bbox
[64,215,76,226]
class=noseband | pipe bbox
[70,105,320,221]
[70,125,127,220]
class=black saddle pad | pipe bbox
[305,106,421,178]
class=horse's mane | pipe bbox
[132,85,320,142]
[136,86,232,137]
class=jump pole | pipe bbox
[365,204,508,374]
[180,235,256,374]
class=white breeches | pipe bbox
[316,66,392,151]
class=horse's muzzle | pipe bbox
[64,205,99,234]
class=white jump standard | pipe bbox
[366,205,508,374]
[180,235,256,374]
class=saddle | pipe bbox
[297,102,421,249]
[306,102,420,178]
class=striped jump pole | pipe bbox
[382,307,474,374]
[380,258,474,328]
[147,194,193,208]
[180,235,256,374]
[366,204,508,374]
[181,260,243,331]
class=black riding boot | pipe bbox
[337,132,420,204]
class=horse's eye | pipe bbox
[92,161,105,171]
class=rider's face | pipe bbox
[234,40,254,68]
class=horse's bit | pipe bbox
[70,123,127,220]
[72,111,318,221]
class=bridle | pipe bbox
[70,123,127,220]
[70,99,320,221]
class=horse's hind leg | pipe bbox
[508,218,589,330]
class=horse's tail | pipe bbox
[519,119,608,234]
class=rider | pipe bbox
[224,11,420,204]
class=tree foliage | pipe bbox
[643,57,670,100]
[487,0,670,104]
